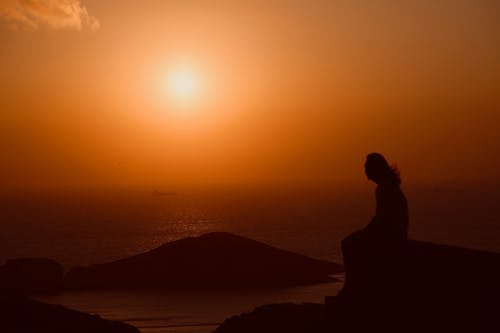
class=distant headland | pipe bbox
[64,232,343,290]
[0,232,343,294]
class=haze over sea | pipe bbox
[1,184,499,332]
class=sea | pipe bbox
[1,184,499,332]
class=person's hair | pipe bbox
[365,152,401,185]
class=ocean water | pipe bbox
[36,283,343,332]
[1,184,499,332]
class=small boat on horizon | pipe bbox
[152,190,176,196]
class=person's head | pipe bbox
[364,153,401,185]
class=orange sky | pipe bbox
[1,1,499,189]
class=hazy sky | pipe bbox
[1,0,499,188]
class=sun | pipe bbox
[167,68,198,101]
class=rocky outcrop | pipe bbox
[65,232,342,290]
[0,292,140,333]
[0,258,64,294]
[214,303,327,333]
[214,239,500,333]
[341,238,500,303]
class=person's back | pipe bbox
[365,182,408,240]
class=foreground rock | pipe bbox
[0,258,64,294]
[214,239,500,333]
[0,293,140,333]
[214,303,327,333]
[65,232,342,290]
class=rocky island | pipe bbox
[65,232,343,290]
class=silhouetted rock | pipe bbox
[214,240,500,333]
[341,239,500,304]
[337,238,500,332]
[65,232,342,290]
[0,258,64,294]
[214,303,327,333]
[0,292,140,333]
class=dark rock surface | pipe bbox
[65,232,343,290]
[0,258,64,294]
[214,239,500,333]
[0,292,140,333]
[214,303,327,333]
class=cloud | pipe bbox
[0,0,100,31]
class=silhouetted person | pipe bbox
[341,153,409,294]
[363,153,408,240]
